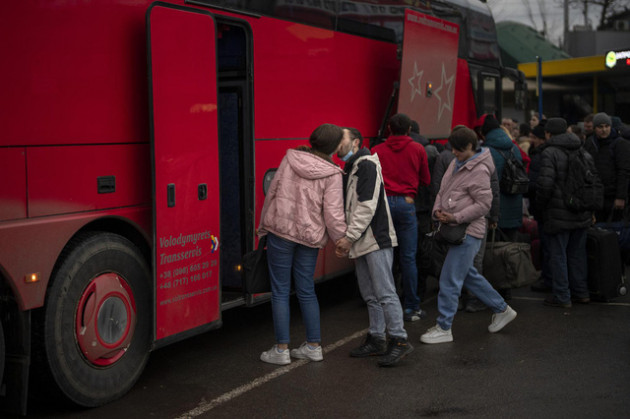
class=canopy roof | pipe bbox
[496,21,571,68]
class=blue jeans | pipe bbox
[387,196,419,310]
[266,233,320,344]
[547,228,589,303]
[355,248,407,339]
[437,235,507,330]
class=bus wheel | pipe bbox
[44,232,151,407]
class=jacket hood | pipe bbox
[460,147,494,173]
[286,148,343,180]
[385,135,414,152]
[545,132,581,151]
[483,128,514,150]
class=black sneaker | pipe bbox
[377,337,413,367]
[350,334,387,358]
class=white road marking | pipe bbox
[512,296,630,306]
[174,328,369,418]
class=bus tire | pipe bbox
[44,231,151,407]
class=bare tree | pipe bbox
[535,0,550,37]
[567,0,628,29]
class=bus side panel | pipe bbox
[252,17,398,141]
[27,144,151,217]
[0,0,152,147]
[0,207,151,311]
[0,148,27,221]
[452,59,478,129]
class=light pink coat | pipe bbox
[433,148,495,239]
[258,149,347,248]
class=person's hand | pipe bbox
[335,237,352,258]
[435,209,455,224]
[592,213,597,225]
[614,199,625,210]
[489,222,498,229]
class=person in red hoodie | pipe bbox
[372,113,430,322]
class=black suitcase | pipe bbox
[586,227,625,301]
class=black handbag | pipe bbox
[435,222,469,245]
[242,235,271,294]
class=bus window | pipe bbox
[479,72,501,117]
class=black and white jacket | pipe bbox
[343,148,397,259]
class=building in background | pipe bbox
[496,10,630,124]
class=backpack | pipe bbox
[497,148,529,195]
[562,148,604,212]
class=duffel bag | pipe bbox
[483,229,538,290]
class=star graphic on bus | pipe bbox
[432,63,454,121]
[407,61,424,102]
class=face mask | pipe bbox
[340,149,354,162]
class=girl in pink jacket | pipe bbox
[420,126,517,345]
[258,124,347,365]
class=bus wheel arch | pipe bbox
[43,231,152,407]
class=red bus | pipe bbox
[0,0,525,413]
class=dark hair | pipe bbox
[481,114,500,135]
[449,126,478,151]
[389,113,412,136]
[344,127,364,144]
[531,125,545,140]
[519,123,531,137]
[410,120,420,134]
[584,113,594,123]
[569,124,585,140]
[309,123,344,155]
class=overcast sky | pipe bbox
[486,0,604,46]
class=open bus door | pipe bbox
[397,9,460,140]
[148,3,221,343]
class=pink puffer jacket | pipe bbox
[258,148,347,248]
[433,148,495,239]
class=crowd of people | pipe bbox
[255,109,630,368]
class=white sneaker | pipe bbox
[420,324,453,344]
[488,305,517,333]
[260,345,291,365]
[290,342,323,361]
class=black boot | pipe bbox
[350,334,387,358]
[377,337,413,367]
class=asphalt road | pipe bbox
[19,275,630,418]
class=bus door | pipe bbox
[397,9,460,139]
[214,19,256,308]
[148,3,221,342]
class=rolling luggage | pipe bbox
[520,216,539,240]
[586,227,626,301]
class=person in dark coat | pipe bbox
[527,124,553,293]
[477,114,524,239]
[584,112,630,223]
[536,118,592,308]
